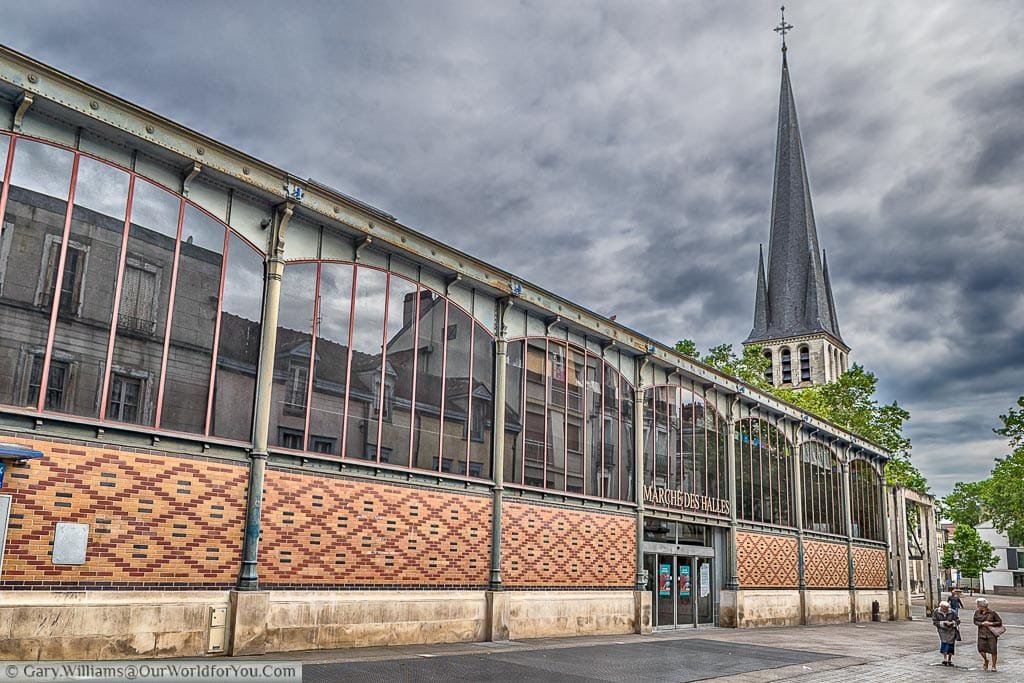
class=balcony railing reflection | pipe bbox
[117,313,157,336]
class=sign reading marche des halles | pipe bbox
[643,485,730,515]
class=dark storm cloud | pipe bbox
[2,1,1022,496]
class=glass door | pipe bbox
[677,557,695,627]
[696,557,714,624]
[656,554,675,628]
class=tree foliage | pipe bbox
[940,523,999,579]
[674,340,771,391]
[994,395,1024,450]
[939,481,987,527]
[674,341,925,492]
[979,399,1024,542]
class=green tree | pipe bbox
[673,341,926,492]
[775,364,923,492]
[941,523,999,582]
[980,398,1024,543]
[674,339,699,359]
[674,340,771,391]
[940,481,988,527]
[994,395,1024,449]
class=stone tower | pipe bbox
[743,43,849,389]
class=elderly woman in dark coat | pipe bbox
[932,600,959,667]
[974,597,1003,671]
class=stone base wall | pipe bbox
[733,589,802,627]
[507,591,637,639]
[725,588,896,629]
[805,589,851,624]
[0,590,230,660]
[264,591,488,651]
[853,589,889,621]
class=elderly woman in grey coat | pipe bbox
[932,600,959,667]
[974,597,1003,671]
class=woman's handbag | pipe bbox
[988,624,1006,637]
[954,627,963,641]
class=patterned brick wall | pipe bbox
[853,546,888,588]
[0,436,247,586]
[736,531,798,588]
[259,469,491,586]
[804,539,849,588]
[501,501,635,588]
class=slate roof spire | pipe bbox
[745,34,844,345]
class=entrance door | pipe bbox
[677,557,694,626]
[645,553,714,628]
[696,556,714,624]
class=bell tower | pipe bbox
[743,8,850,389]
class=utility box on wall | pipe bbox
[208,606,227,653]
[52,523,89,565]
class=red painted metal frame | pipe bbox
[202,223,232,436]
[301,262,323,452]
[463,317,475,475]
[436,299,450,473]
[99,175,135,421]
[339,264,359,459]
[405,283,422,469]
[36,153,80,412]
[373,272,392,462]
[153,198,187,428]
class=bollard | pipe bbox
[871,600,881,622]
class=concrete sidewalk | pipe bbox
[239,616,1023,681]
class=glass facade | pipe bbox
[850,459,884,542]
[0,133,892,530]
[267,262,496,479]
[801,440,843,535]
[642,384,728,503]
[504,338,633,500]
[735,418,793,526]
[0,136,263,439]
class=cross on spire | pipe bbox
[774,5,794,52]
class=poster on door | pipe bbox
[678,564,691,597]
[700,562,710,598]
[658,564,672,597]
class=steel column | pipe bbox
[237,202,292,591]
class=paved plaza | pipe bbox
[247,595,1024,682]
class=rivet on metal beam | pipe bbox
[12,92,34,132]
[181,161,202,197]
[354,236,373,262]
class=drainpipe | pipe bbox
[842,447,856,619]
[236,202,293,590]
[725,396,740,591]
[634,355,650,591]
[789,420,806,622]
[489,298,513,590]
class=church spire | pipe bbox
[745,15,844,345]
[749,244,769,340]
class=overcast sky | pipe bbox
[3,1,1022,497]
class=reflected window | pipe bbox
[37,237,87,316]
[108,373,143,423]
[278,427,304,450]
[28,356,70,411]
[118,258,159,335]
[505,337,632,500]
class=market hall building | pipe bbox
[0,43,892,659]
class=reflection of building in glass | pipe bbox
[0,44,898,660]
